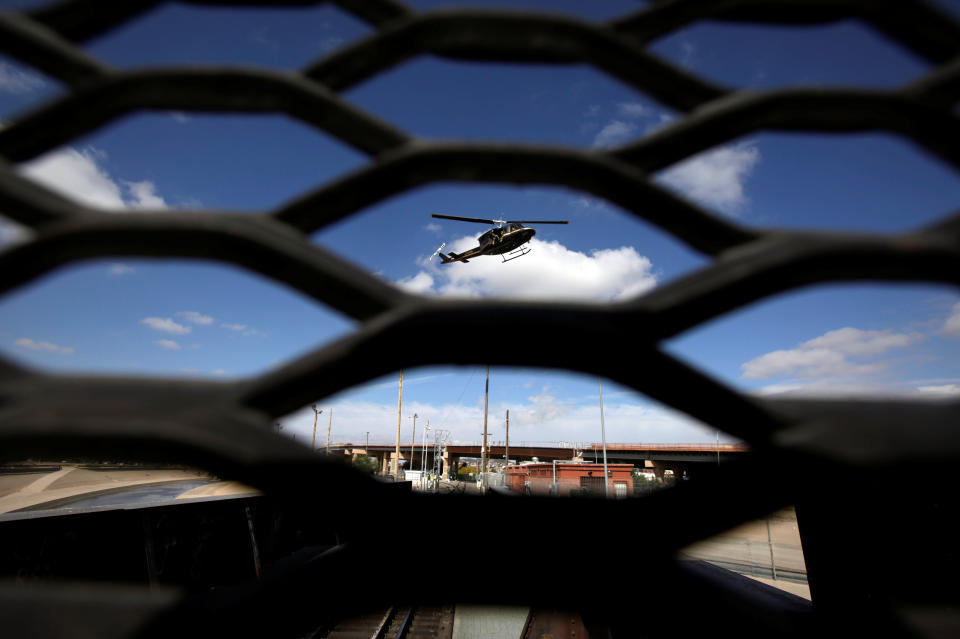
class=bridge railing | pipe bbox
[585,443,750,452]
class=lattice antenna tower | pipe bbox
[431,429,449,479]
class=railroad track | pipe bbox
[325,604,454,639]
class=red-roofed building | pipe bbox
[505,462,634,497]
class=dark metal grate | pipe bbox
[1,1,959,636]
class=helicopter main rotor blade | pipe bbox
[504,220,569,224]
[430,214,497,224]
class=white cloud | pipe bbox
[942,302,960,336]
[617,102,649,118]
[398,237,656,302]
[107,263,134,276]
[656,143,760,215]
[585,100,760,215]
[744,348,882,379]
[176,311,214,325]
[0,61,46,95]
[14,338,74,354]
[756,380,960,399]
[275,396,721,448]
[571,196,603,210]
[124,180,167,209]
[141,317,192,335]
[753,383,809,396]
[396,271,435,295]
[592,120,638,148]
[803,326,921,355]
[424,222,442,234]
[511,391,572,426]
[181,367,227,376]
[18,146,168,211]
[916,384,960,396]
[155,339,182,350]
[220,322,265,337]
[587,103,651,149]
[741,327,924,380]
[20,147,125,209]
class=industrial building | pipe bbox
[504,462,635,497]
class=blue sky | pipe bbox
[1,0,959,446]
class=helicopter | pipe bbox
[428,214,569,264]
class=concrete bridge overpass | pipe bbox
[328,442,748,480]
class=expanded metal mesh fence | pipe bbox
[1,0,959,636]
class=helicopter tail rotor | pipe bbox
[429,242,446,261]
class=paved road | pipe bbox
[0,467,259,516]
[28,480,215,512]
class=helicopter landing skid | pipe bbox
[502,246,531,262]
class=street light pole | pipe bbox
[409,413,418,474]
[326,408,333,454]
[481,365,489,493]
[599,377,610,498]
[394,370,403,477]
[422,424,430,482]
[311,405,322,451]
[505,409,510,469]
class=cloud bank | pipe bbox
[14,338,74,355]
[587,101,760,215]
[656,144,761,215]
[18,147,168,210]
[177,311,214,326]
[741,327,924,380]
[942,302,960,336]
[396,237,656,302]
[141,317,192,335]
[0,61,46,95]
[276,395,722,449]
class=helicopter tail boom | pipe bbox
[439,251,469,264]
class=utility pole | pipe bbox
[599,377,610,498]
[311,405,323,451]
[409,413,418,472]
[422,423,430,477]
[366,431,369,451]
[481,365,489,492]
[505,409,510,469]
[327,408,333,454]
[394,370,403,477]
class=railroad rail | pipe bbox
[325,605,454,639]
